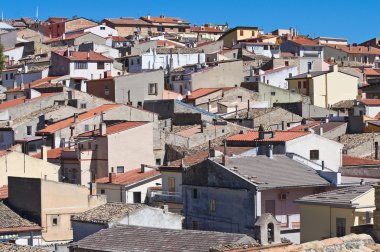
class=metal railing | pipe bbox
[151,190,182,203]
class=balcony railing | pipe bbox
[151,190,182,203]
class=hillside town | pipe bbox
[2,12,380,252]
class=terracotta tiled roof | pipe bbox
[0,186,8,200]
[5,76,61,93]
[352,68,380,76]
[53,51,113,62]
[190,26,225,33]
[291,122,320,131]
[187,88,221,100]
[360,99,380,106]
[45,33,88,43]
[79,121,147,137]
[103,18,150,26]
[156,40,180,47]
[342,155,380,166]
[327,45,380,55]
[36,104,122,134]
[32,148,64,160]
[226,130,310,142]
[0,202,41,234]
[141,16,190,24]
[96,168,160,185]
[111,36,128,42]
[290,37,319,46]
[0,93,56,111]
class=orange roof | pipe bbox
[226,130,310,142]
[79,121,147,137]
[0,186,8,200]
[0,93,56,111]
[342,155,380,166]
[111,36,128,42]
[327,45,380,55]
[187,88,221,100]
[5,76,61,93]
[190,26,225,33]
[142,16,189,24]
[360,99,380,106]
[352,68,380,76]
[291,122,320,131]
[156,40,179,47]
[103,18,150,26]
[96,168,160,185]
[37,104,122,134]
[45,33,87,43]
[32,148,64,160]
[290,37,319,46]
[53,51,112,62]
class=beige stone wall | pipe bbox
[65,18,97,33]
[0,151,59,187]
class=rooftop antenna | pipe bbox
[35,6,39,21]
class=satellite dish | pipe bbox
[177,95,183,101]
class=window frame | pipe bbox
[310,150,319,160]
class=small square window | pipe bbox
[117,166,124,173]
[100,26,106,30]
[80,103,87,109]
[156,159,161,165]
[310,150,319,160]
[26,126,32,136]
[97,62,105,69]
[51,216,59,226]
[84,125,90,132]
[148,83,157,95]
[100,189,105,194]
[285,61,289,66]
[192,221,199,230]
[105,87,110,96]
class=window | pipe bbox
[84,125,90,132]
[26,126,32,136]
[10,73,13,79]
[137,58,140,64]
[148,83,157,95]
[192,221,199,230]
[336,218,346,237]
[130,59,134,65]
[298,81,301,89]
[133,191,142,203]
[104,87,110,95]
[179,27,185,32]
[80,103,87,109]
[193,188,198,199]
[240,30,244,36]
[264,45,269,50]
[285,61,289,66]
[209,199,216,212]
[5,74,8,80]
[88,142,92,149]
[233,53,236,58]
[100,26,106,30]
[155,159,161,165]
[310,150,319,160]
[100,189,105,194]
[251,31,255,36]
[97,62,105,69]
[168,177,175,193]
[308,62,312,70]
[117,166,125,173]
[289,73,292,78]
[51,216,59,226]
[13,95,17,99]
[303,81,307,88]
[74,62,88,69]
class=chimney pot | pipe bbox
[109,172,116,183]
[100,122,106,136]
[141,164,145,173]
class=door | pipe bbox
[168,177,175,193]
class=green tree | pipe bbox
[0,45,5,72]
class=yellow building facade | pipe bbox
[219,26,260,48]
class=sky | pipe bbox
[1,0,378,43]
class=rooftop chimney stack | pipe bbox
[141,164,145,173]
[109,172,116,183]
[267,145,273,159]
[41,146,48,162]
[100,122,106,136]
[89,183,97,195]
[73,113,79,123]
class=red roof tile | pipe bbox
[53,51,113,62]
[111,36,128,42]
[141,16,190,24]
[5,76,61,93]
[291,122,320,131]
[96,169,160,185]
[32,148,64,160]
[79,121,147,137]
[290,37,319,46]
[263,66,293,75]
[327,45,380,55]
[103,18,150,26]
[342,155,380,166]
[37,104,122,134]
[360,99,380,106]
[156,40,180,47]
[0,93,56,111]
[0,186,8,200]
[187,88,221,100]
[45,33,88,43]
[352,68,380,76]
[226,130,310,142]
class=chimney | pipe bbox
[41,146,48,162]
[258,124,265,140]
[87,52,90,60]
[147,15,151,20]
[376,142,379,160]
[141,164,145,173]
[281,121,287,131]
[62,33,65,40]
[329,64,338,72]
[319,127,323,136]
[267,145,273,159]
[108,172,117,183]
[100,122,106,136]
[89,183,97,195]
[73,113,79,123]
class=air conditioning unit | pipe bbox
[279,192,288,200]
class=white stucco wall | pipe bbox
[84,25,118,38]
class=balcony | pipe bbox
[151,190,182,203]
